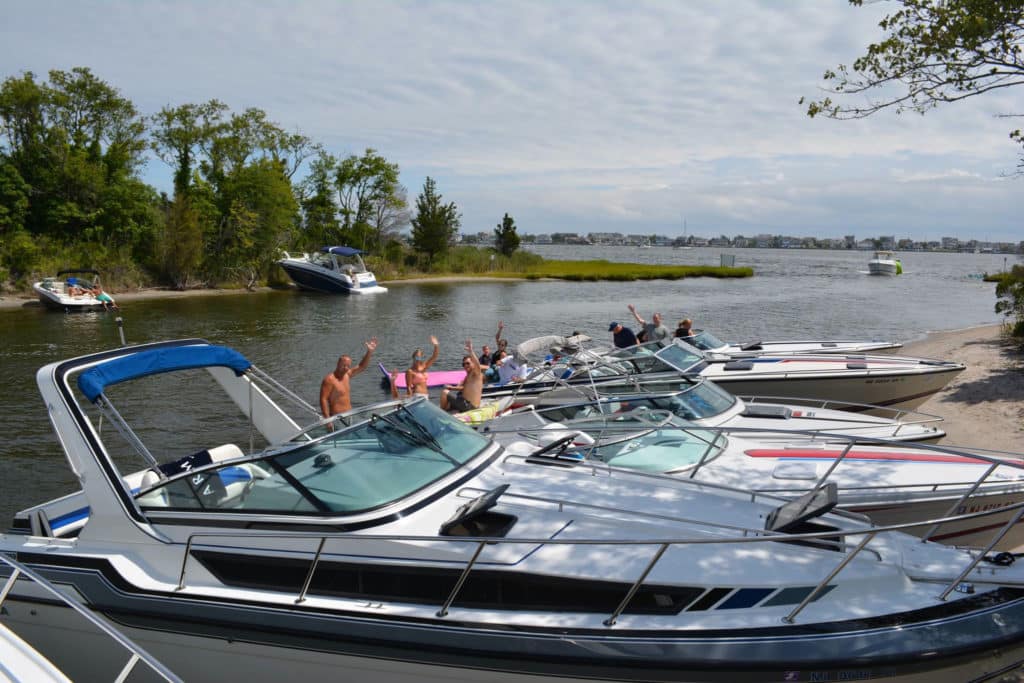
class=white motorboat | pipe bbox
[32,269,106,311]
[4,340,1024,682]
[868,250,902,276]
[485,402,1024,548]
[480,340,965,413]
[278,246,388,294]
[0,553,180,682]
[679,327,902,355]
[489,379,946,443]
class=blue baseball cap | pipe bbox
[608,322,619,331]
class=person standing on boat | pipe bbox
[320,337,378,417]
[674,319,694,338]
[626,304,668,343]
[441,340,483,412]
[608,321,638,348]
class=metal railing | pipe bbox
[170,496,1024,629]
[0,552,182,683]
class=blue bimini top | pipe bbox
[78,345,252,402]
[321,246,363,256]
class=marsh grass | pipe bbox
[373,248,752,282]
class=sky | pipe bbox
[2,1,1021,242]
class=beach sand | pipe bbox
[902,324,1024,453]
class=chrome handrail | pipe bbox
[171,500,1024,628]
[0,553,182,683]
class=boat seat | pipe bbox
[207,443,245,462]
[138,469,170,507]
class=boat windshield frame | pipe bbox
[652,340,708,374]
[682,329,728,352]
[135,397,491,516]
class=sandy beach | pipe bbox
[901,324,1024,452]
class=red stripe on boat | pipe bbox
[744,449,981,464]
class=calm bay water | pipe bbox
[0,246,1013,525]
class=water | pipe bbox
[0,246,1013,525]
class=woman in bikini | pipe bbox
[390,336,439,398]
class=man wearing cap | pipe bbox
[608,321,638,348]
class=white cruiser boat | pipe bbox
[485,401,1024,549]
[32,269,105,311]
[278,246,387,294]
[481,340,965,413]
[869,250,902,276]
[488,379,946,443]
[679,327,902,356]
[5,340,1024,682]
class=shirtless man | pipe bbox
[440,340,484,412]
[319,337,378,418]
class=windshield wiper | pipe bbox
[398,404,446,453]
[370,413,458,464]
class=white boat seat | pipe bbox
[138,470,169,507]
[207,443,244,462]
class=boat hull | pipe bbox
[278,260,386,295]
[4,576,1024,683]
[32,283,105,311]
[869,262,899,276]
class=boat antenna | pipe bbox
[115,316,126,346]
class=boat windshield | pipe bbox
[585,420,726,474]
[135,400,490,515]
[539,383,736,423]
[681,330,727,352]
[653,341,706,374]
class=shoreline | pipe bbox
[0,278,541,310]
[900,323,1023,452]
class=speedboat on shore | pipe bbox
[869,250,902,276]
[277,246,387,294]
[480,340,965,413]
[484,401,1024,549]
[679,327,902,356]
[490,379,946,443]
[32,269,106,311]
[6,340,1024,681]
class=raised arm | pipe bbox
[350,337,378,377]
[423,335,440,370]
[627,303,645,325]
[495,320,505,347]
[465,339,482,373]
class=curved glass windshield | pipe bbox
[683,330,727,351]
[653,342,706,373]
[135,400,490,515]
[586,424,725,474]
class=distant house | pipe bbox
[534,234,552,244]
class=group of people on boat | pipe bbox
[609,304,693,348]
[318,309,695,422]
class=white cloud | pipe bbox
[1,0,1021,240]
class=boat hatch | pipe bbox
[741,404,792,419]
[765,483,843,551]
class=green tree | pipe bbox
[0,161,29,237]
[410,176,460,262]
[158,194,204,289]
[335,148,402,250]
[996,264,1024,337]
[802,0,1024,169]
[150,100,228,196]
[494,212,521,257]
[298,149,340,250]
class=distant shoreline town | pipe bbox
[461,231,1023,254]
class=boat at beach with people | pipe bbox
[868,250,902,276]
[31,269,107,311]
[477,338,965,413]
[483,398,1024,549]
[277,246,387,294]
[5,339,1024,681]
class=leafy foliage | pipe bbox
[410,177,460,262]
[494,212,521,257]
[995,264,1024,337]
[802,0,1024,166]
[335,148,404,251]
